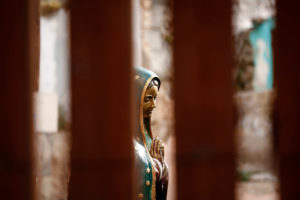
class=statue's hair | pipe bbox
[147,78,160,90]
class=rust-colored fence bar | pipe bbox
[276,1,300,199]
[69,1,134,199]
[0,0,39,199]
[173,0,235,199]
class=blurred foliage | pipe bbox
[237,170,261,182]
[164,34,173,44]
[58,105,69,131]
[234,30,254,91]
[237,170,252,182]
[40,0,68,16]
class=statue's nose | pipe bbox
[151,100,156,108]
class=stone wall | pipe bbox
[233,0,277,184]
[141,0,174,142]
[36,7,70,200]
[140,1,176,200]
[36,132,70,200]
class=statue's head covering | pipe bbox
[134,67,160,147]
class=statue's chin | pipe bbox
[143,110,152,118]
[143,114,151,118]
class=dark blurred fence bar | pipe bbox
[68,1,134,199]
[173,0,235,199]
[276,0,300,199]
[0,0,39,199]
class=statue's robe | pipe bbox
[134,67,168,200]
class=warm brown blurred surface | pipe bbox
[276,0,300,199]
[0,0,39,199]
[174,0,235,199]
[68,1,134,199]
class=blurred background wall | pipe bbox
[35,1,70,199]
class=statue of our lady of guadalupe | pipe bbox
[134,67,169,200]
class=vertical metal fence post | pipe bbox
[0,0,39,199]
[173,1,235,199]
[276,1,300,199]
[69,1,134,199]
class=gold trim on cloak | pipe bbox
[139,75,157,200]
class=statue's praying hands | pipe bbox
[150,137,168,199]
[150,137,165,163]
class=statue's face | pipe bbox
[143,85,158,118]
